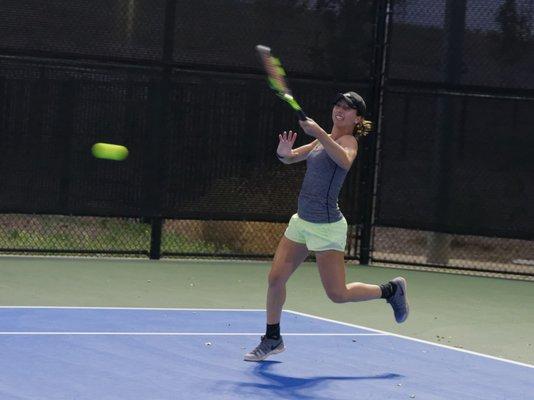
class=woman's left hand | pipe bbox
[298,118,324,138]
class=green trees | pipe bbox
[493,0,532,63]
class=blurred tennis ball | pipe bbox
[91,143,129,161]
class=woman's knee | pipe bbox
[325,288,347,303]
[267,271,284,288]
[268,264,293,288]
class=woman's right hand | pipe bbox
[277,130,297,157]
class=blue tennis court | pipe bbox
[0,307,531,399]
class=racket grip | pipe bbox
[296,110,307,121]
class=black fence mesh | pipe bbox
[0,57,367,223]
[161,71,368,223]
[377,89,534,239]
[171,0,375,80]
[0,58,156,216]
[372,0,534,277]
[390,0,534,89]
[0,0,533,279]
[0,0,166,61]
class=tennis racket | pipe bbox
[255,45,307,121]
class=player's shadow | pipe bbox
[235,361,403,400]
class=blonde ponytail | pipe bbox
[354,119,373,138]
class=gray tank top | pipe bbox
[297,144,349,223]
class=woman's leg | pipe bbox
[315,250,381,303]
[244,236,309,361]
[267,236,309,323]
[315,250,409,322]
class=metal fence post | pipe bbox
[148,0,176,260]
[150,217,163,259]
[358,0,392,265]
[426,0,467,265]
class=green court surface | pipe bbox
[0,256,532,365]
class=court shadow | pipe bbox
[234,361,403,400]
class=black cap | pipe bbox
[334,92,366,116]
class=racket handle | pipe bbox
[296,110,307,121]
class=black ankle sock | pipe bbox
[266,323,280,340]
[380,281,397,299]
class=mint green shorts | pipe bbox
[284,213,348,252]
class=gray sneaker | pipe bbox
[387,277,409,323]
[244,336,285,362]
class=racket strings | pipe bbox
[263,59,289,93]
[256,45,305,116]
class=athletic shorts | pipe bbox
[284,213,347,252]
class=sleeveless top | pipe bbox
[297,144,349,223]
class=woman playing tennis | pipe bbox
[244,91,409,362]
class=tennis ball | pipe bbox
[91,143,129,161]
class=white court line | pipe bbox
[1,306,532,369]
[0,332,385,336]
[286,310,534,369]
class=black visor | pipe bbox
[333,92,366,116]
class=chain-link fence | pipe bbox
[0,0,533,280]
[0,214,359,260]
[0,214,149,256]
[372,0,534,278]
